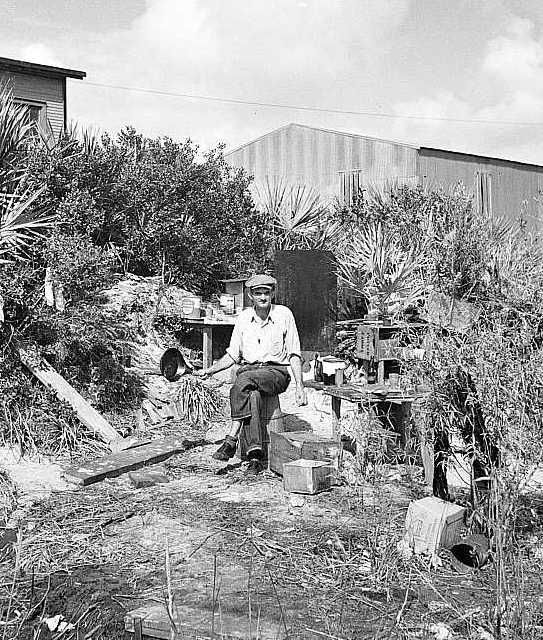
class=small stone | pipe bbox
[289,495,305,508]
[128,466,169,489]
[429,622,453,640]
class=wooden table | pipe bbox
[323,383,421,439]
[181,317,236,368]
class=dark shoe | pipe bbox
[213,436,237,461]
[245,458,264,476]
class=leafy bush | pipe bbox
[27,128,270,296]
[35,305,142,412]
[45,229,115,304]
[1,113,271,429]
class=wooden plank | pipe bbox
[18,346,119,444]
[201,325,213,368]
[125,604,285,640]
[63,435,190,486]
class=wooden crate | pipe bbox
[404,497,465,554]
[269,430,341,478]
[283,459,333,494]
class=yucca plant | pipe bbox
[336,221,426,317]
[0,82,33,178]
[0,185,54,263]
[257,177,337,250]
[0,82,54,263]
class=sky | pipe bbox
[2,0,543,163]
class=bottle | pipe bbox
[314,353,323,382]
[367,357,377,385]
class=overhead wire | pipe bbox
[81,80,543,127]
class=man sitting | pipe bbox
[195,274,307,475]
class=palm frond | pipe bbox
[0,82,34,172]
[256,177,332,250]
[336,221,427,315]
[0,185,54,263]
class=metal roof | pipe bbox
[0,56,86,80]
[226,123,543,170]
[225,122,418,156]
[419,146,543,171]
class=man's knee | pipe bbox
[230,372,254,401]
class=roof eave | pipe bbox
[0,56,86,80]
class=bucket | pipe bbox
[181,296,202,318]
[450,534,490,569]
[160,348,192,381]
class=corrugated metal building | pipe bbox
[226,123,543,227]
[0,57,86,142]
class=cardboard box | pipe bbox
[269,430,341,479]
[404,496,465,554]
[283,459,333,494]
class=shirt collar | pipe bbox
[250,304,274,324]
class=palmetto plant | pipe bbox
[0,82,33,179]
[0,82,54,263]
[0,185,54,263]
[257,177,337,250]
[337,221,426,316]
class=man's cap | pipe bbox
[245,274,277,290]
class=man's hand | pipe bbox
[295,385,307,406]
[193,368,210,379]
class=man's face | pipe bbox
[249,287,273,309]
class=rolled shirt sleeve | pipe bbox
[226,319,242,363]
[284,308,301,360]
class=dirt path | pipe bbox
[2,380,538,639]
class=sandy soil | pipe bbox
[2,378,542,640]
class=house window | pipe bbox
[339,169,363,206]
[25,104,42,124]
[476,171,492,216]
[14,99,53,140]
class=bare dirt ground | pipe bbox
[2,380,542,640]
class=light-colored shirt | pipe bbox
[226,304,301,365]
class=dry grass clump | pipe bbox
[0,387,109,459]
[0,469,16,525]
[174,376,223,425]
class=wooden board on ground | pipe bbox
[63,436,191,486]
[125,604,285,640]
[18,346,120,446]
[269,430,341,479]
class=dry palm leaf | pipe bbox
[0,185,54,263]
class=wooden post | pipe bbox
[377,360,385,384]
[201,325,213,368]
[331,395,341,439]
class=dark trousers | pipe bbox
[230,364,291,458]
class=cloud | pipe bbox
[55,0,410,148]
[482,17,543,91]
[17,43,63,67]
[11,0,543,164]
[387,16,543,163]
